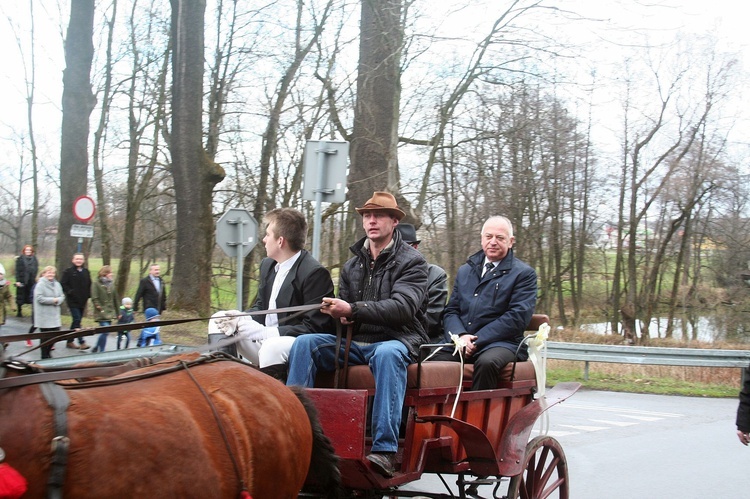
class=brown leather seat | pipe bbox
[315,360,536,389]
[314,314,547,390]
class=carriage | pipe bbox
[0,313,578,499]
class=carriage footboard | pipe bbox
[415,415,501,476]
[496,382,581,477]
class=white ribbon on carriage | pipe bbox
[526,321,550,399]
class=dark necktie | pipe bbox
[484,262,494,277]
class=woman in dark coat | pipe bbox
[14,244,38,317]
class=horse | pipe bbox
[0,349,340,498]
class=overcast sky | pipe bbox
[0,0,747,190]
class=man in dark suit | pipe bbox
[134,264,168,314]
[211,208,334,380]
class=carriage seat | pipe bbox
[313,314,547,390]
[314,360,536,390]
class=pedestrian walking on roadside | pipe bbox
[13,244,38,317]
[60,253,91,350]
[33,266,65,359]
[0,264,15,330]
[90,265,120,353]
[737,364,750,446]
[117,297,135,349]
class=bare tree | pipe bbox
[55,0,96,270]
[169,0,225,313]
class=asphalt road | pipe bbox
[1,314,127,360]
[401,388,748,498]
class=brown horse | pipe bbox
[0,351,340,498]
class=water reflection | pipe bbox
[579,309,750,344]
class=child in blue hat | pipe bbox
[137,307,163,347]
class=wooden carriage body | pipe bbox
[305,315,580,496]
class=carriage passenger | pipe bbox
[209,208,334,381]
[286,191,429,478]
[395,224,448,344]
[429,216,537,391]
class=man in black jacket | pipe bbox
[134,264,167,313]
[737,364,750,445]
[60,253,91,349]
[210,208,334,380]
[286,191,428,478]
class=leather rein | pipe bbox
[0,303,322,390]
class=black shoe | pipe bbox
[366,452,397,477]
[260,364,288,383]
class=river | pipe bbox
[578,308,750,344]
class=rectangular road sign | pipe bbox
[70,224,94,238]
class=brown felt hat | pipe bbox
[355,191,406,221]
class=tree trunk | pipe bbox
[348,0,403,217]
[56,0,96,270]
[169,0,225,314]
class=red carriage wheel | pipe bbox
[506,436,569,499]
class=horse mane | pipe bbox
[289,386,344,499]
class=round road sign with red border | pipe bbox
[73,195,96,223]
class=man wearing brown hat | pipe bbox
[396,223,448,344]
[286,191,429,478]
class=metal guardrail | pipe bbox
[546,341,750,380]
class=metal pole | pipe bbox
[312,142,328,261]
[236,219,244,311]
[77,238,83,253]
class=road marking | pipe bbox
[618,414,664,422]
[589,419,638,427]
[546,430,580,437]
[560,403,682,418]
[559,424,609,432]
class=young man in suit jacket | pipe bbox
[212,208,335,381]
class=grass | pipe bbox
[547,360,741,398]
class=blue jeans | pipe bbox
[286,334,410,453]
[94,321,111,352]
[69,307,86,345]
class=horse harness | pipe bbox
[0,353,253,499]
[0,303,323,497]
